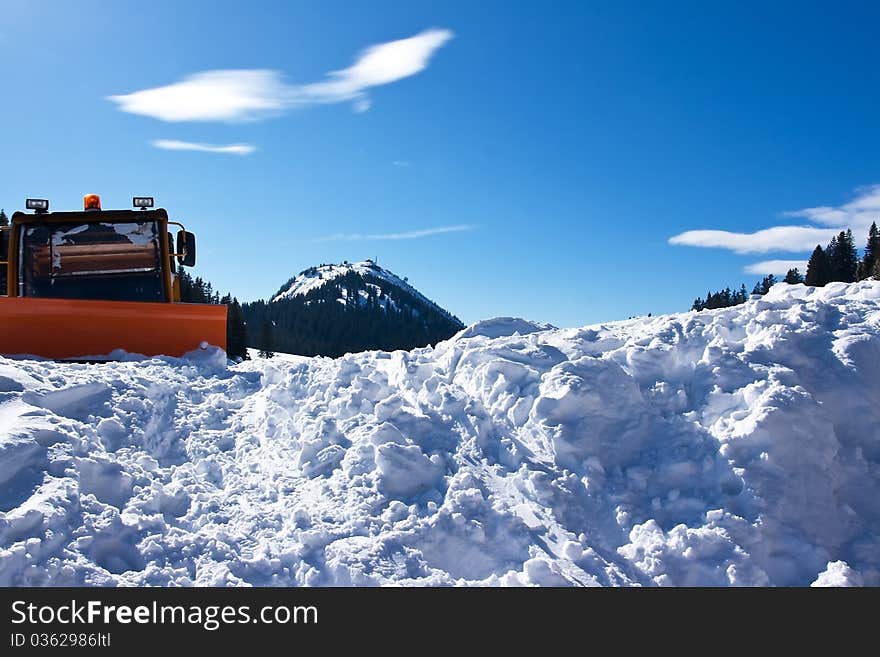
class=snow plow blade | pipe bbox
[0,297,227,360]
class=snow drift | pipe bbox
[1,281,879,586]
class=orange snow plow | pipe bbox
[0,196,227,359]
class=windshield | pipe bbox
[19,221,165,302]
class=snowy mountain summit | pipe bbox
[2,281,879,586]
[245,260,463,357]
[272,260,456,320]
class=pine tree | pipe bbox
[230,299,250,361]
[0,209,8,226]
[221,295,249,361]
[751,275,776,296]
[828,229,858,282]
[783,268,804,284]
[861,222,880,280]
[805,245,831,286]
[178,270,193,301]
[258,321,275,358]
[841,229,859,282]
[825,234,838,269]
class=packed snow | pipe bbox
[1,281,879,586]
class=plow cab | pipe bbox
[0,196,227,359]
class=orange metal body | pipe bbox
[1,206,227,360]
[0,296,227,359]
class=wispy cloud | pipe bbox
[669,184,880,266]
[392,160,411,167]
[743,259,808,275]
[152,139,256,155]
[108,28,454,122]
[316,224,473,241]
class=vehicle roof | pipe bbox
[10,208,169,224]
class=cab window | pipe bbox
[19,221,165,302]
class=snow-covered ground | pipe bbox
[1,281,879,586]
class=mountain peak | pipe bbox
[247,260,463,357]
[273,260,402,301]
[271,260,459,324]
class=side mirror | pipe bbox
[176,230,196,267]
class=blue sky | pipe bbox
[2,1,879,326]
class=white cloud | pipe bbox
[392,160,411,167]
[783,184,880,231]
[743,259,809,275]
[111,71,289,122]
[108,28,453,122]
[669,226,838,254]
[317,224,473,241]
[669,184,880,255]
[298,28,453,109]
[152,139,256,155]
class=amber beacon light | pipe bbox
[83,194,102,211]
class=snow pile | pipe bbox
[1,281,879,586]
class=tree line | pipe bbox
[804,224,880,286]
[692,223,880,311]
